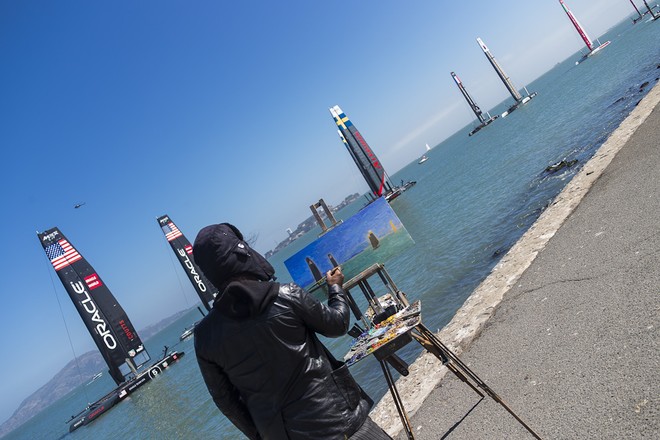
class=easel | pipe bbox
[341,264,543,440]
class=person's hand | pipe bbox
[326,267,344,287]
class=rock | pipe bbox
[545,159,578,173]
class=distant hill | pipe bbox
[0,351,105,438]
[137,308,190,341]
[0,308,191,439]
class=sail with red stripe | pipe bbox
[559,0,594,51]
[330,105,393,199]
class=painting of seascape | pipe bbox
[284,197,414,290]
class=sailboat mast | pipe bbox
[476,38,523,103]
[630,0,644,18]
[559,0,594,51]
[451,72,487,123]
[642,0,659,18]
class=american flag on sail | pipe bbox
[162,222,182,242]
[84,273,103,290]
[45,239,82,271]
[184,244,193,255]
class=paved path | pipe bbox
[376,84,660,439]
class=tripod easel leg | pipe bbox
[410,328,485,399]
[412,324,543,440]
[379,359,415,440]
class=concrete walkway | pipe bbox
[370,83,660,439]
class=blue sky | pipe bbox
[0,0,637,422]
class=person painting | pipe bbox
[192,223,392,440]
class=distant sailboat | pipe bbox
[179,322,198,341]
[86,372,103,386]
[418,144,430,164]
[558,0,611,64]
[451,72,498,136]
[476,38,537,118]
[330,105,415,201]
[37,228,184,432]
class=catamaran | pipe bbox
[37,228,184,432]
[476,38,537,118]
[451,71,498,136]
[559,0,611,63]
[330,105,415,202]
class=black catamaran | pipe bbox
[450,71,498,136]
[157,215,218,312]
[329,105,414,202]
[37,227,184,432]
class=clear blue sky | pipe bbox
[0,0,635,421]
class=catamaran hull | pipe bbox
[576,41,611,64]
[468,115,499,136]
[69,351,185,432]
[69,393,120,431]
[387,181,417,200]
[501,92,538,118]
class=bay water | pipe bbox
[6,17,659,440]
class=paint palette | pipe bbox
[344,300,421,366]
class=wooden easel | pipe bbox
[342,264,543,440]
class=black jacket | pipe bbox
[194,280,372,439]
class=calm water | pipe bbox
[7,17,659,440]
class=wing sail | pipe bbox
[157,215,218,311]
[38,228,149,385]
[330,105,393,198]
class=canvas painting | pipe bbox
[284,197,414,289]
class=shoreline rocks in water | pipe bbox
[545,159,578,173]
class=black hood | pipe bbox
[215,280,280,319]
[193,223,275,292]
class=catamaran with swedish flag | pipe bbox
[330,105,415,202]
